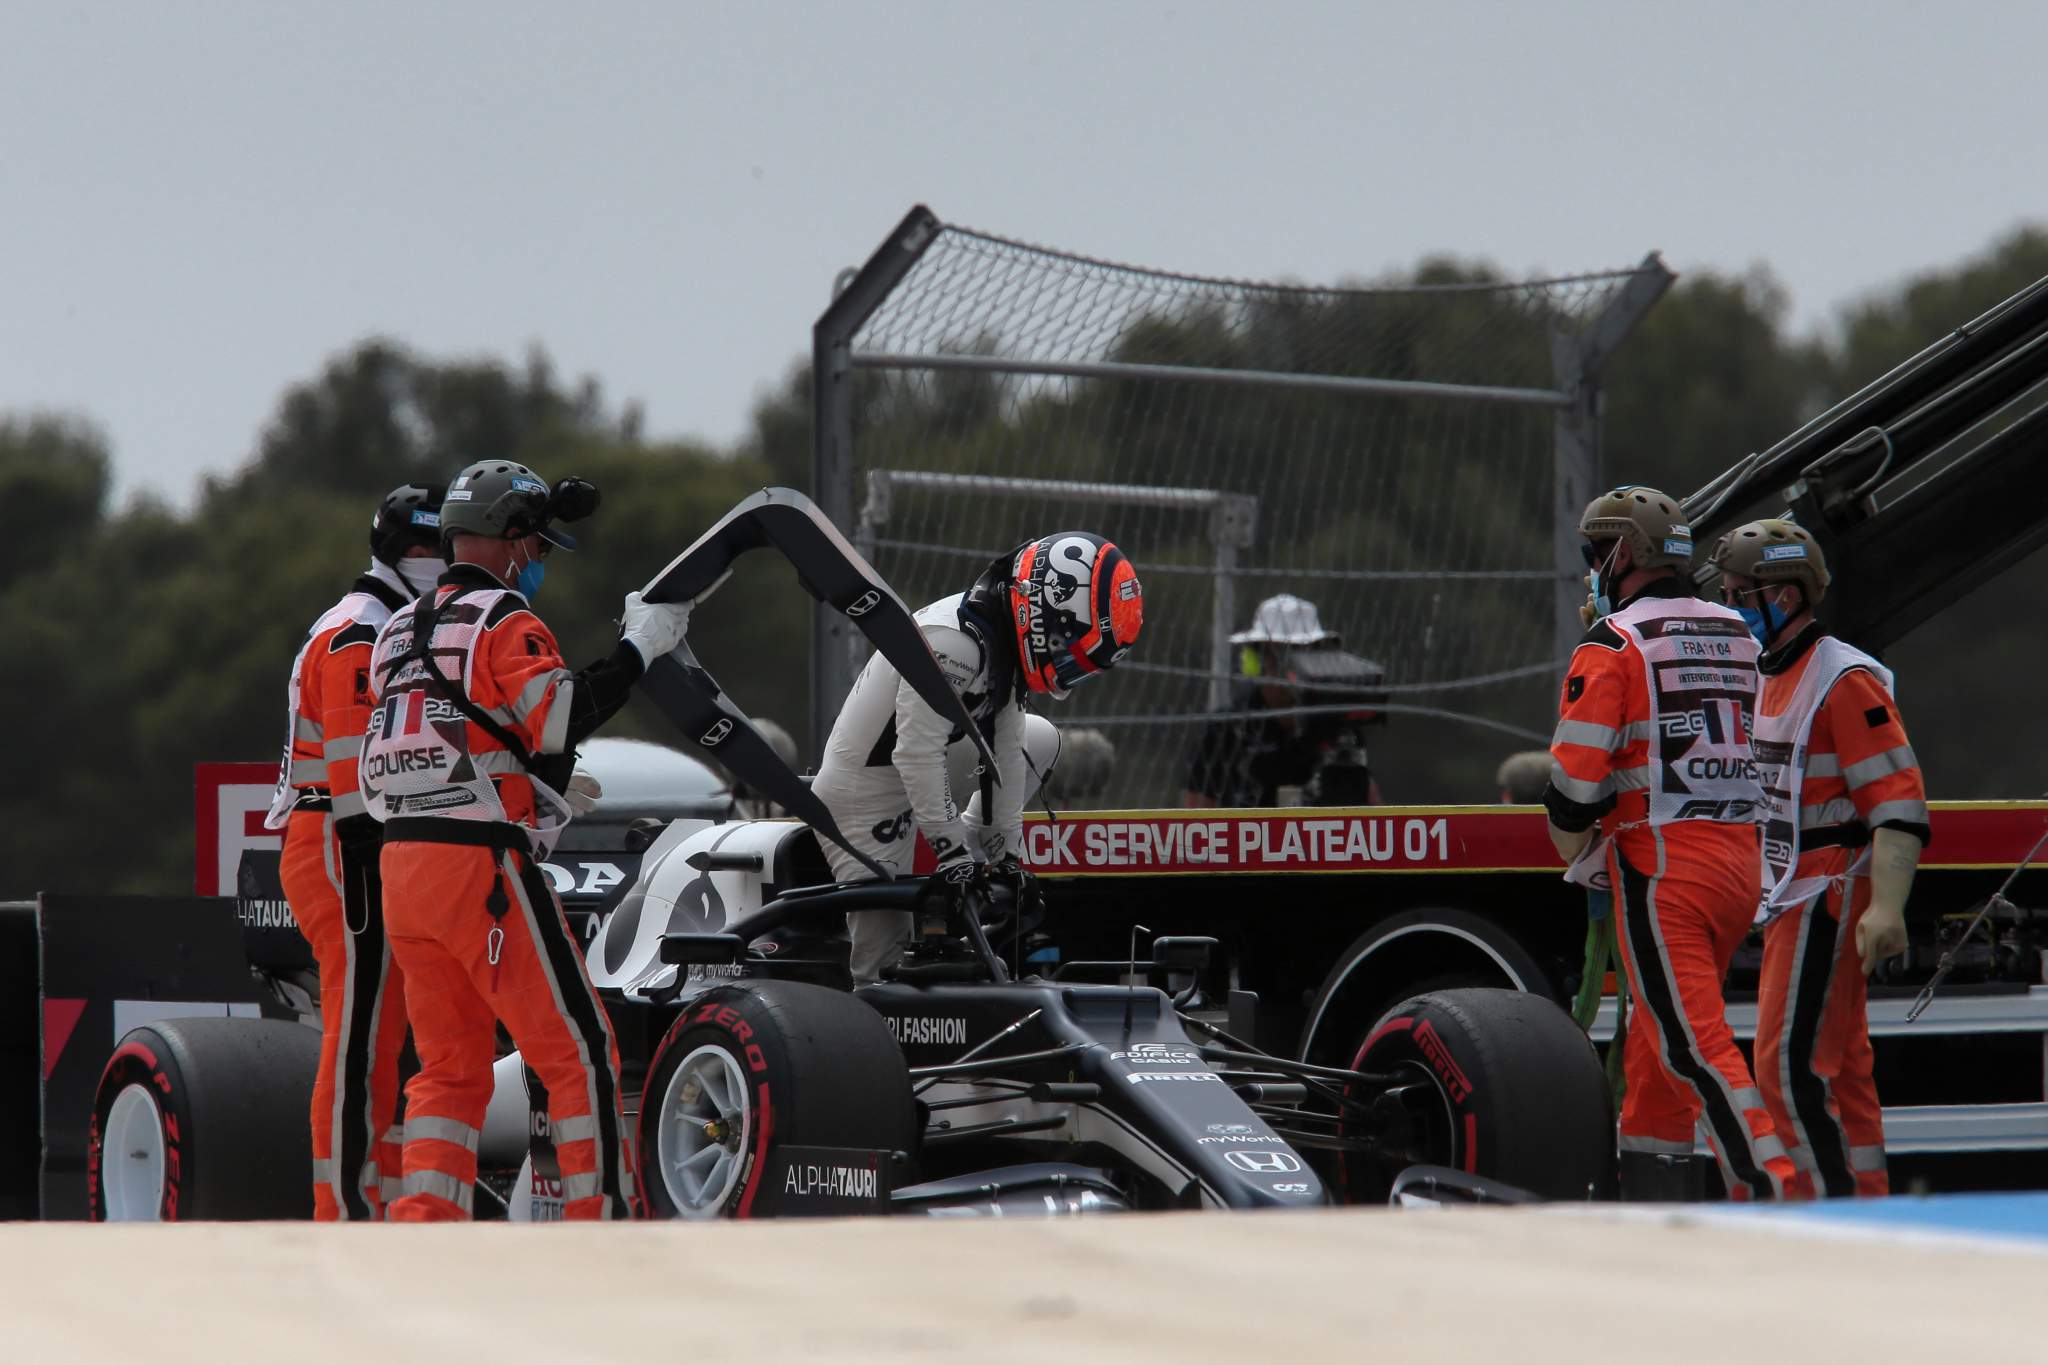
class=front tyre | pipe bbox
[638,981,916,1219]
[1342,988,1611,1204]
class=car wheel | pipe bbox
[1339,987,1611,1204]
[88,1018,320,1221]
[638,981,915,1219]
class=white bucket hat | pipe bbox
[1229,593,1336,647]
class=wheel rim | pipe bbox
[654,1044,752,1218]
[102,1084,167,1222]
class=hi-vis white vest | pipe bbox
[1752,635,1891,924]
[1606,594,1766,827]
[361,586,571,857]
[264,588,398,830]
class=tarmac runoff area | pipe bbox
[7,1203,2044,1365]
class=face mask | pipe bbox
[1737,595,1788,647]
[1586,543,1622,620]
[514,547,546,601]
[395,557,446,598]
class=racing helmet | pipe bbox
[1578,485,1694,573]
[1005,532,1143,697]
[1708,517,1830,606]
[439,460,601,549]
[369,483,447,566]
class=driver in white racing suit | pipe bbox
[813,532,1144,981]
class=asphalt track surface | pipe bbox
[8,1203,2044,1365]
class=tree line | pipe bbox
[4,226,2045,896]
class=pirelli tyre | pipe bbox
[1340,988,1612,1204]
[88,1018,320,1221]
[638,981,916,1219]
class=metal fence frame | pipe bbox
[809,204,1671,754]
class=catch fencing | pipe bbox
[812,207,1670,805]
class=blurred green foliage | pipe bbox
[5,225,2047,896]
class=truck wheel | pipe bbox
[88,1018,320,1221]
[1340,987,1611,1204]
[638,982,914,1219]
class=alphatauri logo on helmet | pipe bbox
[699,719,734,747]
[844,590,881,617]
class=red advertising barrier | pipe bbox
[197,766,2048,887]
[1019,807,1558,877]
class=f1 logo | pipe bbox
[844,590,881,618]
[1225,1150,1302,1174]
[699,718,734,747]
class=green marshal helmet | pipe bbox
[438,460,600,549]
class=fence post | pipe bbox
[1550,253,1675,666]
[809,206,942,758]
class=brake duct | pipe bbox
[633,487,997,880]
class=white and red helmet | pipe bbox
[1006,533,1144,697]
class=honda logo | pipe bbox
[699,719,734,747]
[844,590,881,618]
[1224,1150,1301,1174]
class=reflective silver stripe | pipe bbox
[503,850,628,1213]
[405,1115,482,1154]
[474,750,528,776]
[1842,744,1917,790]
[1851,1144,1887,1173]
[1752,1132,1790,1163]
[560,1171,603,1202]
[551,1114,598,1144]
[400,1169,474,1213]
[1547,764,1614,805]
[295,715,325,742]
[291,757,329,783]
[1864,798,1930,829]
[322,734,363,762]
[1800,797,1859,829]
[381,1176,405,1202]
[382,1125,406,1147]
[1731,1087,1767,1113]
[1803,752,1840,779]
[538,678,573,755]
[1617,1135,1694,1156]
[332,789,368,818]
[1611,765,1652,792]
[311,1158,336,1182]
[507,670,568,727]
[1552,719,1621,751]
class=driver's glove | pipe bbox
[918,855,989,939]
[984,854,1044,924]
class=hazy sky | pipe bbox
[5,2,2041,506]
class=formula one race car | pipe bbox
[565,814,1612,1219]
[85,488,1610,1221]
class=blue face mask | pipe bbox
[514,548,546,601]
[1586,543,1621,620]
[1737,598,1786,647]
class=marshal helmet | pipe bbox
[1708,517,1830,605]
[1578,485,1694,573]
[439,460,600,549]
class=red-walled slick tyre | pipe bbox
[89,1018,320,1221]
[638,981,915,1219]
[1341,988,1612,1204]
